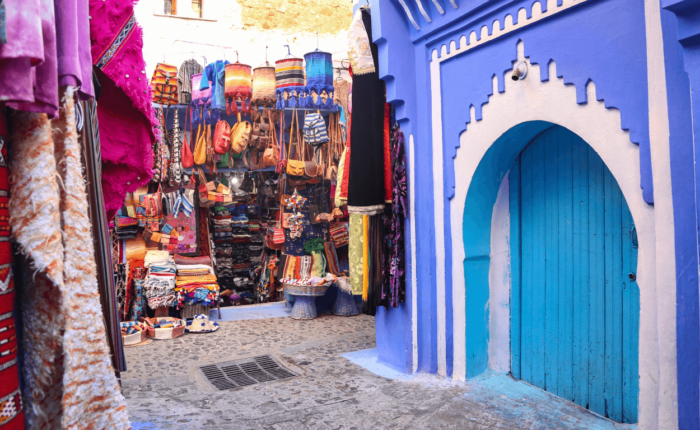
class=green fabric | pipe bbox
[310,251,325,277]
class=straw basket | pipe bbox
[284,283,330,297]
[121,323,148,346]
[146,317,186,340]
[284,283,330,320]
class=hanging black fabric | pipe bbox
[347,8,386,216]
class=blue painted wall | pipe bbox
[370,0,700,426]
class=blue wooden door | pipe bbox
[509,125,639,423]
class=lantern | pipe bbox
[303,51,335,110]
[224,62,252,115]
[275,57,305,109]
[251,66,277,108]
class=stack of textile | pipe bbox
[143,251,177,309]
[211,205,235,292]
[231,213,251,271]
[115,206,138,239]
[174,262,220,308]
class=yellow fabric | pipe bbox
[362,214,369,302]
[175,274,218,286]
[349,215,363,295]
[193,125,207,165]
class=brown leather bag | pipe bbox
[193,123,207,165]
[286,109,307,178]
[263,109,280,167]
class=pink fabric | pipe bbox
[90,0,156,219]
[0,0,59,117]
[55,0,94,99]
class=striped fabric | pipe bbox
[303,113,329,147]
[275,58,305,88]
[177,59,203,105]
[224,63,252,99]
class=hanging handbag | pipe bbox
[286,109,307,178]
[263,108,280,167]
[150,63,179,105]
[181,107,194,168]
[302,112,329,148]
[193,122,207,165]
[213,120,232,155]
[231,113,252,154]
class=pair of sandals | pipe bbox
[315,208,344,223]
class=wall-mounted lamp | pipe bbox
[511,62,528,81]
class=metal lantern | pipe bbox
[224,62,252,115]
[251,66,277,108]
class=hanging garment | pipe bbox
[0,0,59,117]
[91,0,156,219]
[10,87,130,429]
[169,109,183,185]
[333,78,350,113]
[382,126,408,307]
[348,214,364,295]
[177,58,203,105]
[55,0,95,100]
[347,8,385,215]
[200,59,230,111]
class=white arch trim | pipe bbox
[448,51,671,429]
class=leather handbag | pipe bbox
[197,167,216,207]
[286,109,309,178]
[181,107,194,168]
[193,123,207,165]
[231,113,252,154]
[150,63,179,105]
[213,120,231,155]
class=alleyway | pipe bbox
[123,314,636,430]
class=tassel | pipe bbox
[231,98,239,115]
[227,97,231,115]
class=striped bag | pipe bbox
[303,112,329,147]
[150,63,179,105]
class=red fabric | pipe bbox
[383,103,391,203]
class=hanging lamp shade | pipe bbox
[251,66,277,108]
[275,57,305,109]
[304,51,335,110]
[224,62,252,115]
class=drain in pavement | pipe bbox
[197,355,297,390]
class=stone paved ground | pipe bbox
[122,314,635,430]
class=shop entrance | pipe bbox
[509,125,639,423]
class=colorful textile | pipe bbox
[1,0,58,117]
[10,88,130,428]
[55,0,95,99]
[224,62,252,114]
[383,103,392,203]
[303,51,335,110]
[348,214,364,295]
[191,72,212,107]
[275,57,305,109]
[91,0,156,219]
[348,9,376,76]
[201,59,230,111]
[382,126,408,307]
[362,214,370,304]
[303,112,329,147]
[251,66,276,108]
[333,79,350,113]
[177,59,203,105]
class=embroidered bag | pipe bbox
[181,107,194,168]
[151,63,179,105]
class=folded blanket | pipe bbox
[174,254,212,266]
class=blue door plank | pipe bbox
[588,147,606,416]
[521,146,534,383]
[606,173,624,422]
[572,135,590,409]
[557,128,574,402]
[544,129,560,395]
[510,161,522,380]
[621,201,639,423]
[532,134,547,390]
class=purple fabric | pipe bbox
[0,0,43,62]
[54,0,94,99]
[3,0,59,117]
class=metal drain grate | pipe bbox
[197,355,297,390]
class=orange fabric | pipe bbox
[383,103,392,203]
[340,113,351,200]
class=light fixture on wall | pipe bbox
[511,62,528,81]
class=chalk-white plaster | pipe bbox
[644,0,678,428]
[134,0,351,82]
[430,55,447,378]
[444,44,659,428]
[488,172,511,374]
[410,133,419,374]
